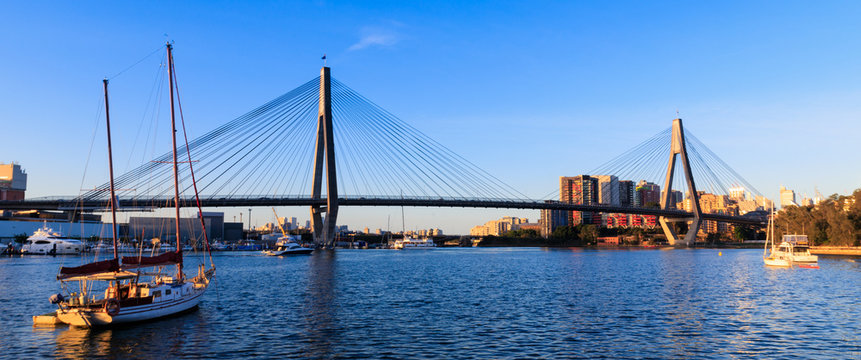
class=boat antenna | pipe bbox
[103,78,119,260]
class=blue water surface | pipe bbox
[0,248,858,359]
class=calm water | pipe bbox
[0,248,858,359]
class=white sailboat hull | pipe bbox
[764,257,791,267]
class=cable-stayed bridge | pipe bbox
[1,67,766,246]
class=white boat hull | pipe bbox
[22,241,84,255]
[790,254,818,263]
[764,257,791,267]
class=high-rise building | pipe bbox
[780,186,797,208]
[728,187,745,202]
[755,195,774,211]
[619,180,635,207]
[560,175,599,225]
[594,175,620,206]
[539,200,569,238]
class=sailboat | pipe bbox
[391,196,435,250]
[763,207,791,267]
[37,43,216,327]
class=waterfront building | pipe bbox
[780,186,797,208]
[605,213,629,228]
[0,163,27,201]
[470,216,528,236]
[129,212,225,242]
[515,222,540,232]
[630,215,657,228]
[560,175,599,225]
[469,225,489,236]
[539,200,568,238]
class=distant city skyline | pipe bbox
[2,1,860,234]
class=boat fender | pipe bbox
[49,293,65,304]
[105,299,120,316]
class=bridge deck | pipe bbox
[0,197,764,225]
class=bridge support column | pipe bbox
[658,118,702,246]
[310,67,339,247]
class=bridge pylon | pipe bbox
[310,67,339,247]
[658,118,702,246]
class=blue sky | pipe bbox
[2,1,860,233]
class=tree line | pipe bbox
[777,188,861,246]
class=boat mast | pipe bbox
[167,42,183,277]
[103,78,119,260]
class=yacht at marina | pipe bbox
[263,238,313,255]
[775,235,819,264]
[393,236,436,249]
[21,225,85,255]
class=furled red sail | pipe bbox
[121,250,183,269]
[58,258,120,279]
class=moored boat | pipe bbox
[22,225,85,255]
[264,239,313,255]
[393,236,436,249]
[780,235,818,263]
[40,43,216,327]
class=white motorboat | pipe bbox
[210,241,230,251]
[263,239,313,255]
[264,208,312,255]
[22,225,85,255]
[779,235,818,263]
[38,43,216,328]
[393,236,436,249]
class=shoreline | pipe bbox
[809,246,861,256]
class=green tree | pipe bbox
[578,225,598,245]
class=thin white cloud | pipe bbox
[348,25,402,51]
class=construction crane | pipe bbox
[271,207,289,238]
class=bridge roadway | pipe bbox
[0,196,764,225]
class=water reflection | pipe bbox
[51,328,115,359]
[44,307,210,359]
[658,249,705,358]
[301,250,337,358]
